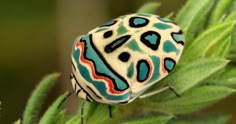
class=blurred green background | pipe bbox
[0,0,235,124]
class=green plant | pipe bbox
[15,0,236,124]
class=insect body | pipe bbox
[71,13,184,105]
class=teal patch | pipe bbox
[95,28,107,33]
[134,18,147,25]
[102,21,115,26]
[127,62,134,78]
[154,23,172,30]
[127,39,143,52]
[138,61,149,81]
[145,34,158,45]
[165,59,175,71]
[148,56,160,83]
[163,40,179,54]
[173,34,183,42]
[117,23,128,35]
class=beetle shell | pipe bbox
[71,13,184,105]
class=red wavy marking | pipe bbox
[146,59,153,82]
[161,58,167,74]
[75,40,125,95]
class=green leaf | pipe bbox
[230,47,236,54]
[207,36,231,58]
[209,0,234,25]
[145,86,235,114]
[176,0,214,42]
[66,115,81,124]
[223,67,236,77]
[86,103,117,124]
[39,92,68,124]
[13,119,21,124]
[176,0,202,27]
[229,0,236,12]
[85,102,97,118]
[55,110,66,124]
[205,78,236,87]
[204,67,236,87]
[231,32,236,49]
[225,11,236,21]
[165,12,174,19]
[122,115,172,124]
[226,0,236,56]
[137,2,160,13]
[228,54,236,63]
[230,30,236,49]
[181,21,236,62]
[76,100,85,116]
[22,73,60,124]
[167,115,231,124]
[152,58,228,101]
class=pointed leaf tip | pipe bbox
[50,72,61,78]
[147,86,234,114]
[39,92,69,124]
[13,119,21,124]
[23,73,61,124]
[209,0,235,25]
[182,21,236,62]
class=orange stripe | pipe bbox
[75,40,125,95]
[139,59,153,83]
[162,58,167,74]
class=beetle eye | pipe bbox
[118,52,130,62]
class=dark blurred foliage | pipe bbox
[0,0,59,123]
[0,0,235,124]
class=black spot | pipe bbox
[118,52,130,62]
[140,31,161,50]
[105,35,131,53]
[164,58,176,73]
[129,17,149,28]
[103,30,113,38]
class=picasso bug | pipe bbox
[70,13,184,105]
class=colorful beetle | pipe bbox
[70,13,184,105]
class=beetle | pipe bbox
[70,13,184,105]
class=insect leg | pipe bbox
[138,83,180,99]
[167,84,180,97]
[81,101,85,124]
[57,90,74,109]
[108,105,113,118]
